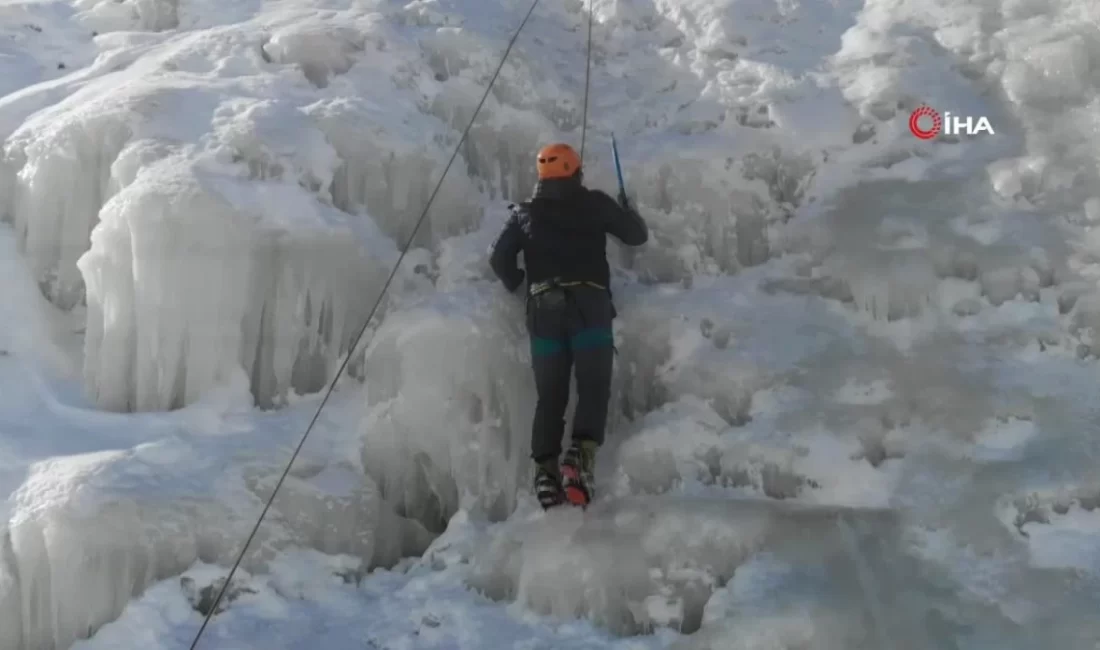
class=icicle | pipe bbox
[77,143,396,412]
[7,115,133,310]
[303,97,481,250]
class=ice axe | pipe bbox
[611,132,627,204]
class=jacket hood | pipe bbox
[533,175,583,200]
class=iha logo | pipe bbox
[908,105,994,139]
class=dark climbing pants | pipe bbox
[526,285,615,461]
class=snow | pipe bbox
[1,0,1100,648]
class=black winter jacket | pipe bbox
[489,177,648,294]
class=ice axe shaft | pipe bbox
[611,133,625,198]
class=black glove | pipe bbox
[617,190,631,210]
[504,269,525,294]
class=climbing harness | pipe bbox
[528,278,607,297]
[187,0,544,647]
[527,277,619,358]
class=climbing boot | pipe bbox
[533,459,564,510]
[560,439,597,507]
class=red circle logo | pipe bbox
[909,106,941,139]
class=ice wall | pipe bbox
[359,287,535,531]
[541,0,858,284]
[0,0,859,414]
[419,25,565,203]
[463,496,899,637]
[0,425,433,650]
[4,106,133,310]
[79,146,394,411]
[0,11,500,411]
[810,0,1095,325]
[346,0,868,544]
[75,0,180,33]
[2,0,1099,645]
[58,82,406,412]
[305,95,482,249]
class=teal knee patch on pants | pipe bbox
[571,327,613,349]
[531,336,566,356]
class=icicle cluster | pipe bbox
[3,110,133,310]
[78,148,393,411]
[0,449,432,650]
[305,96,483,249]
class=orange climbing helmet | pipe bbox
[536,143,581,180]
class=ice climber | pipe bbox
[489,142,649,509]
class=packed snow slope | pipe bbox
[1,0,1100,648]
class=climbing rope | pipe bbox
[186,1,543,646]
[579,0,595,164]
